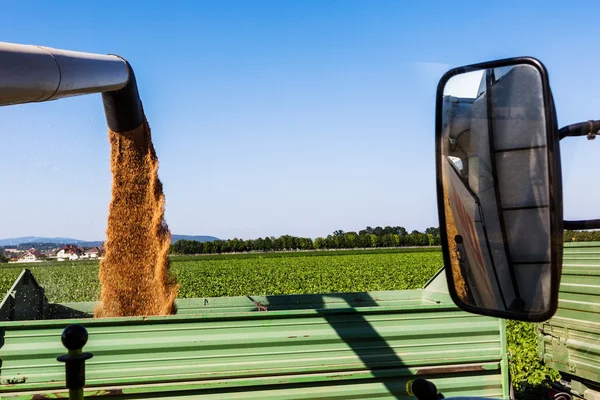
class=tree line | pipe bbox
[171,226,442,255]
[564,230,600,242]
[1,228,595,261]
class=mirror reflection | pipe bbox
[439,64,553,317]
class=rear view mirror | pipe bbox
[435,58,563,322]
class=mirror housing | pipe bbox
[436,57,563,322]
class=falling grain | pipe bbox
[441,161,468,301]
[95,117,178,317]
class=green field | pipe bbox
[0,249,443,303]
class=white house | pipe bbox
[55,249,68,259]
[16,249,44,263]
[55,245,85,262]
[84,247,101,259]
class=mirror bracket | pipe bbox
[560,120,600,229]
[564,219,600,230]
[559,120,600,140]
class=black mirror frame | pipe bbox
[435,56,564,323]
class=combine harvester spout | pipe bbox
[0,41,143,132]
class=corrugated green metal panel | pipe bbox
[564,242,600,248]
[46,290,427,319]
[1,308,505,394]
[0,276,509,398]
[1,369,506,399]
[539,241,600,388]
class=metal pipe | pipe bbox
[559,120,600,140]
[0,41,129,106]
[564,219,600,230]
[102,60,144,132]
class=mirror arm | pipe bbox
[560,120,600,230]
[564,219,600,230]
[559,120,600,140]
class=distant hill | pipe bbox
[171,235,220,243]
[0,235,219,247]
[0,237,102,247]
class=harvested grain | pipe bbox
[441,161,468,301]
[95,117,178,317]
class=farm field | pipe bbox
[0,249,443,303]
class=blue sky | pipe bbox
[1,1,599,241]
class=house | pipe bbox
[4,249,21,260]
[16,248,44,263]
[83,247,102,259]
[55,245,85,261]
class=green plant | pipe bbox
[506,320,560,400]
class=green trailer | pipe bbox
[0,268,510,399]
[538,242,600,399]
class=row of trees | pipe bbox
[564,230,600,242]
[0,229,596,260]
[171,226,442,255]
[170,227,600,255]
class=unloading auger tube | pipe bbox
[0,41,143,132]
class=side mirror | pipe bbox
[436,57,563,322]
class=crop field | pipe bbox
[0,249,443,303]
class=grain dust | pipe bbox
[95,118,178,317]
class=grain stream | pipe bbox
[441,161,468,300]
[95,118,178,317]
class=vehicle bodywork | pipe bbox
[0,268,510,399]
[539,241,600,399]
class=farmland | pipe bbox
[0,248,443,303]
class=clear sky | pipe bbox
[1,1,599,241]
